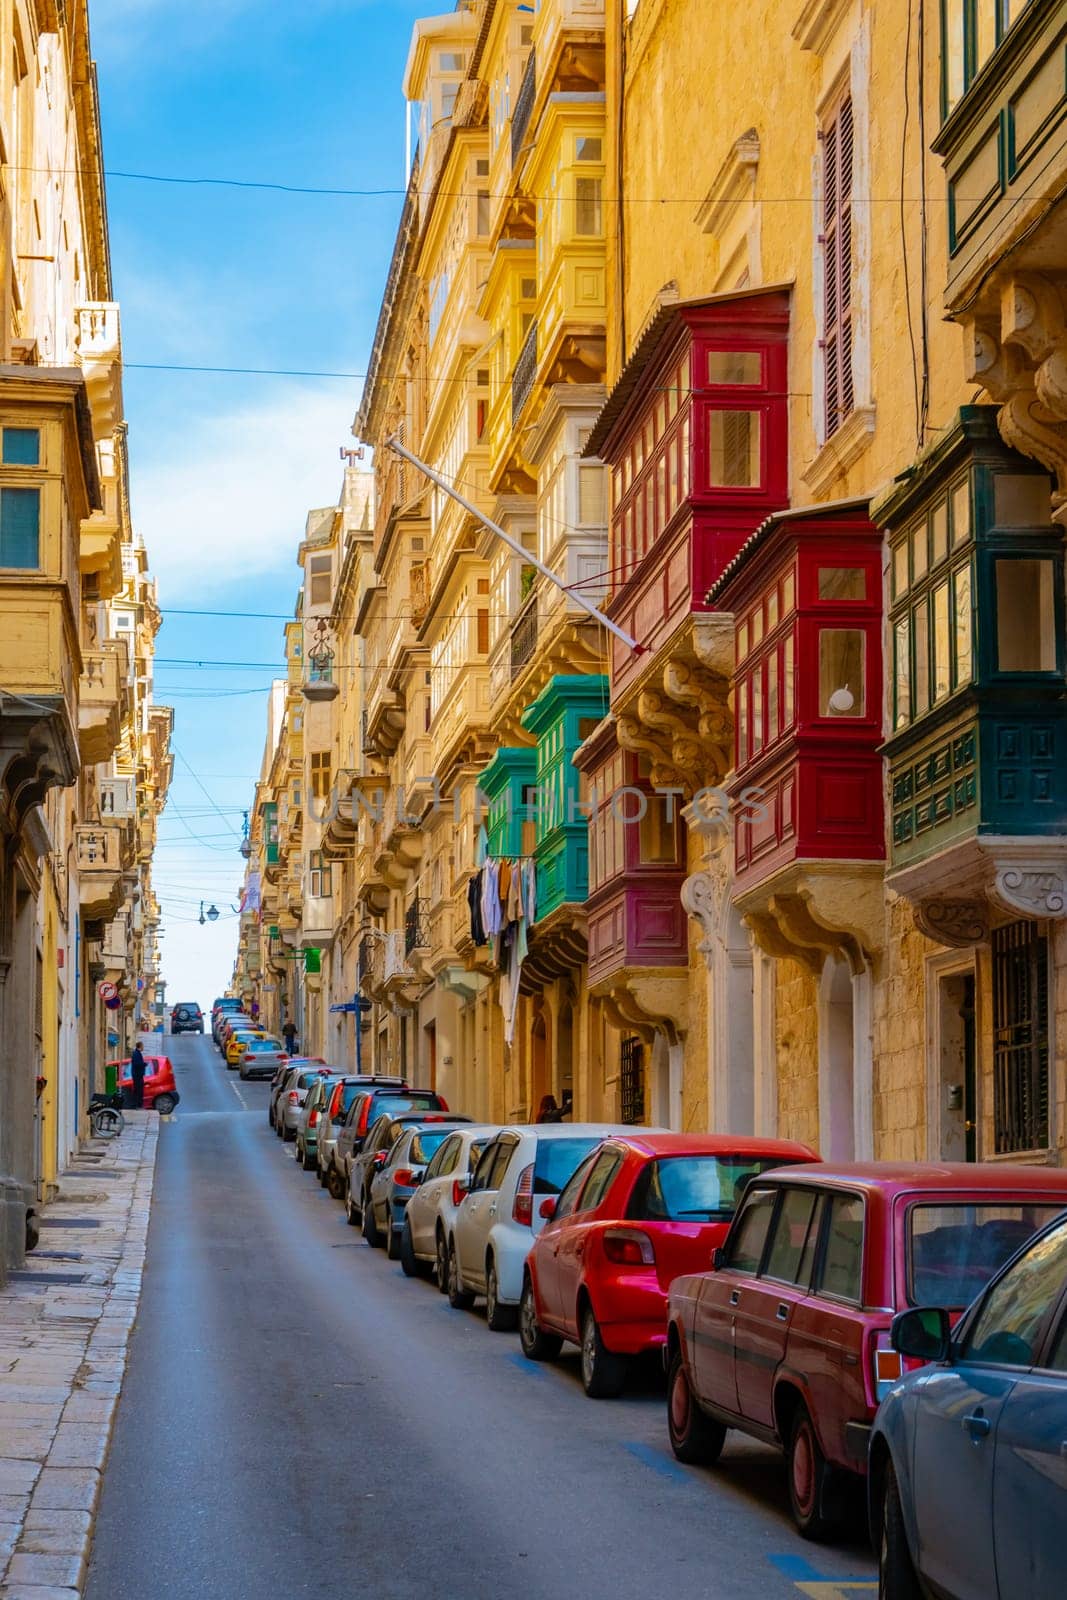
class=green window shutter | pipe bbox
[305,947,321,974]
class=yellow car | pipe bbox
[225,1029,267,1066]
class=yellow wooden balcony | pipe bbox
[75,823,125,920]
[78,647,123,765]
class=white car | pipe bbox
[448,1124,653,1331]
[400,1124,500,1285]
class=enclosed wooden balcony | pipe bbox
[75,823,125,920]
[78,646,124,765]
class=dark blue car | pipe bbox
[869,1211,1067,1599]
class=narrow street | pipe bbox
[84,1039,874,1600]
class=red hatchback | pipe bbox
[108,1055,179,1114]
[519,1133,819,1397]
[665,1162,1067,1539]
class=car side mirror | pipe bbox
[711,1246,725,1271]
[457,1173,473,1194]
[891,1306,952,1364]
[539,1196,557,1221]
[372,1150,389,1168]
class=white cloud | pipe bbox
[129,383,352,599]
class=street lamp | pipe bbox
[199,902,221,925]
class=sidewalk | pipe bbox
[0,1113,158,1599]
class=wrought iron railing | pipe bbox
[511,49,536,166]
[510,592,539,679]
[512,317,538,423]
[405,896,427,955]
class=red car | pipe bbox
[665,1162,1067,1539]
[109,1055,179,1114]
[519,1133,819,1398]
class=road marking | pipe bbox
[624,1441,693,1484]
[768,1555,876,1596]
[228,1078,248,1110]
[506,1352,548,1379]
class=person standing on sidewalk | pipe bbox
[282,1016,298,1055]
[129,1041,147,1109]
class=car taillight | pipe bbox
[393,1168,414,1188]
[603,1228,656,1267]
[452,1179,466,1209]
[288,1091,299,1104]
[308,1110,319,1127]
[870,1330,925,1403]
[513,1164,534,1226]
[437,1095,450,1111]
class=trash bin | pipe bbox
[105,1063,118,1096]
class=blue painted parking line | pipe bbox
[768,1553,876,1595]
[624,1440,693,1484]
[507,1352,548,1377]
[769,1557,825,1581]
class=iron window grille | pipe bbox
[993,918,1050,1153]
[620,1036,646,1126]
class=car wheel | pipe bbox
[788,1403,840,1541]
[435,1230,449,1294]
[580,1305,627,1399]
[328,1165,345,1202]
[362,1194,382,1248]
[239,1066,248,1080]
[400,1218,425,1279]
[447,1242,475,1310]
[519,1274,562,1362]
[282,1123,295,1143]
[666,1350,725,1464]
[486,1259,518,1332]
[153,1093,177,1116]
[301,1143,316,1172]
[275,1115,283,1139]
[317,1159,329,1188]
[385,1219,402,1261]
[879,1459,922,1599]
[344,1181,361,1228]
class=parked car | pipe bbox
[345,1107,465,1235]
[315,1075,405,1195]
[402,1124,499,1286]
[109,1055,179,1114]
[276,1064,335,1142]
[294,1074,340,1171]
[169,1002,203,1035]
[212,999,245,1042]
[364,1118,472,1257]
[334,1087,449,1198]
[237,1037,289,1082]
[520,1133,819,1397]
[664,1161,1067,1539]
[218,1015,254,1055]
[225,1029,268,1068]
[449,1125,657,1331]
[268,1057,327,1129]
[869,1211,1067,1600]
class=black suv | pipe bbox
[171,1002,204,1035]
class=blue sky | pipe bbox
[91,0,427,1010]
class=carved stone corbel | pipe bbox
[616,713,684,791]
[594,971,689,1046]
[913,899,990,947]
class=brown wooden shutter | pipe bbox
[822,94,854,440]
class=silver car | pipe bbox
[276,1065,332,1142]
[366,1119,473,1260]
[294,1074,340,1172]
[401,1124,499,1285]
[237,1037,289,1081]
[315,1076,403,1197]
[268,1056,328,1129]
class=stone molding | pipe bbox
[913,898,990,947]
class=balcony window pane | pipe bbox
[819,629,865,717]
[751,605,764,648]
[576,136,602,162]
[2,427,39,465]
[752,664,764,755]
[893,540,909,599]
[0,486,41,568]
[575,177,602,235]
[738,678,749,766]
[994,472,1051,528]
[767,589,779,629]
[639,795,678,864]
[578,464,606,525]
[782,567,796,615]
[657,452,667,530]
[933,581,951,702]
[894,616,911,729]
[680,412,691,495]
[912,522,928,582]
[707,350,762,386]
[932,502,948,566]
[783,634,795,728]
[996,559,1056,672]
[954,563,973,686]
[668,432,680,511]
[818,567,865,601]
[767,648,780,742]
[914,601,930,717]
[951,478,971,544]
[944,0,965,108]
[709,410,761,487]
[738,619,750,660]
[476,189,490,234]
[975,2,996,78]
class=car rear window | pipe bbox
[338,1084,365,1114]
[627,1155,790,1222]
[246,1039,281,1052]
[533,1137,602,1196]
[297,1072,322,1090]
[369,1093,441,1119]
[908,1201,1064,1306]
[410,1130,452,1164]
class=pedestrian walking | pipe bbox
[129,1041,147,1109]
[282,1016,298,1055]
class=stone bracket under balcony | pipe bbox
[962,271,1067,519]
[75,303,123,440]
[79,513,123,599]
[891,835,1067,946]
[614,614,734,795]
[589,968,690,1047]
[0,699,79,833]
[518,905,588,995]
[738,860,885,977]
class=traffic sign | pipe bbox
[98,982,118,1001]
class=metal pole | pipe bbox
[384,435,642,654]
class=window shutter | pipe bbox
[822,95,855,440]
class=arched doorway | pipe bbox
[556,1000,574,1116]
[530,1005,550,1117]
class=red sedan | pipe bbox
[519,1132,819,1397]
[108,1055,179,1114]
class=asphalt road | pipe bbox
[85,1035,875,1600]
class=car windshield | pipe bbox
[907,1201,1065,1306]
[409,1129,452,1164]
[627,1155,791,1222]
[338,1084,366,1114]
[533,1137,602,1196]
[245,1039,281,1053]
